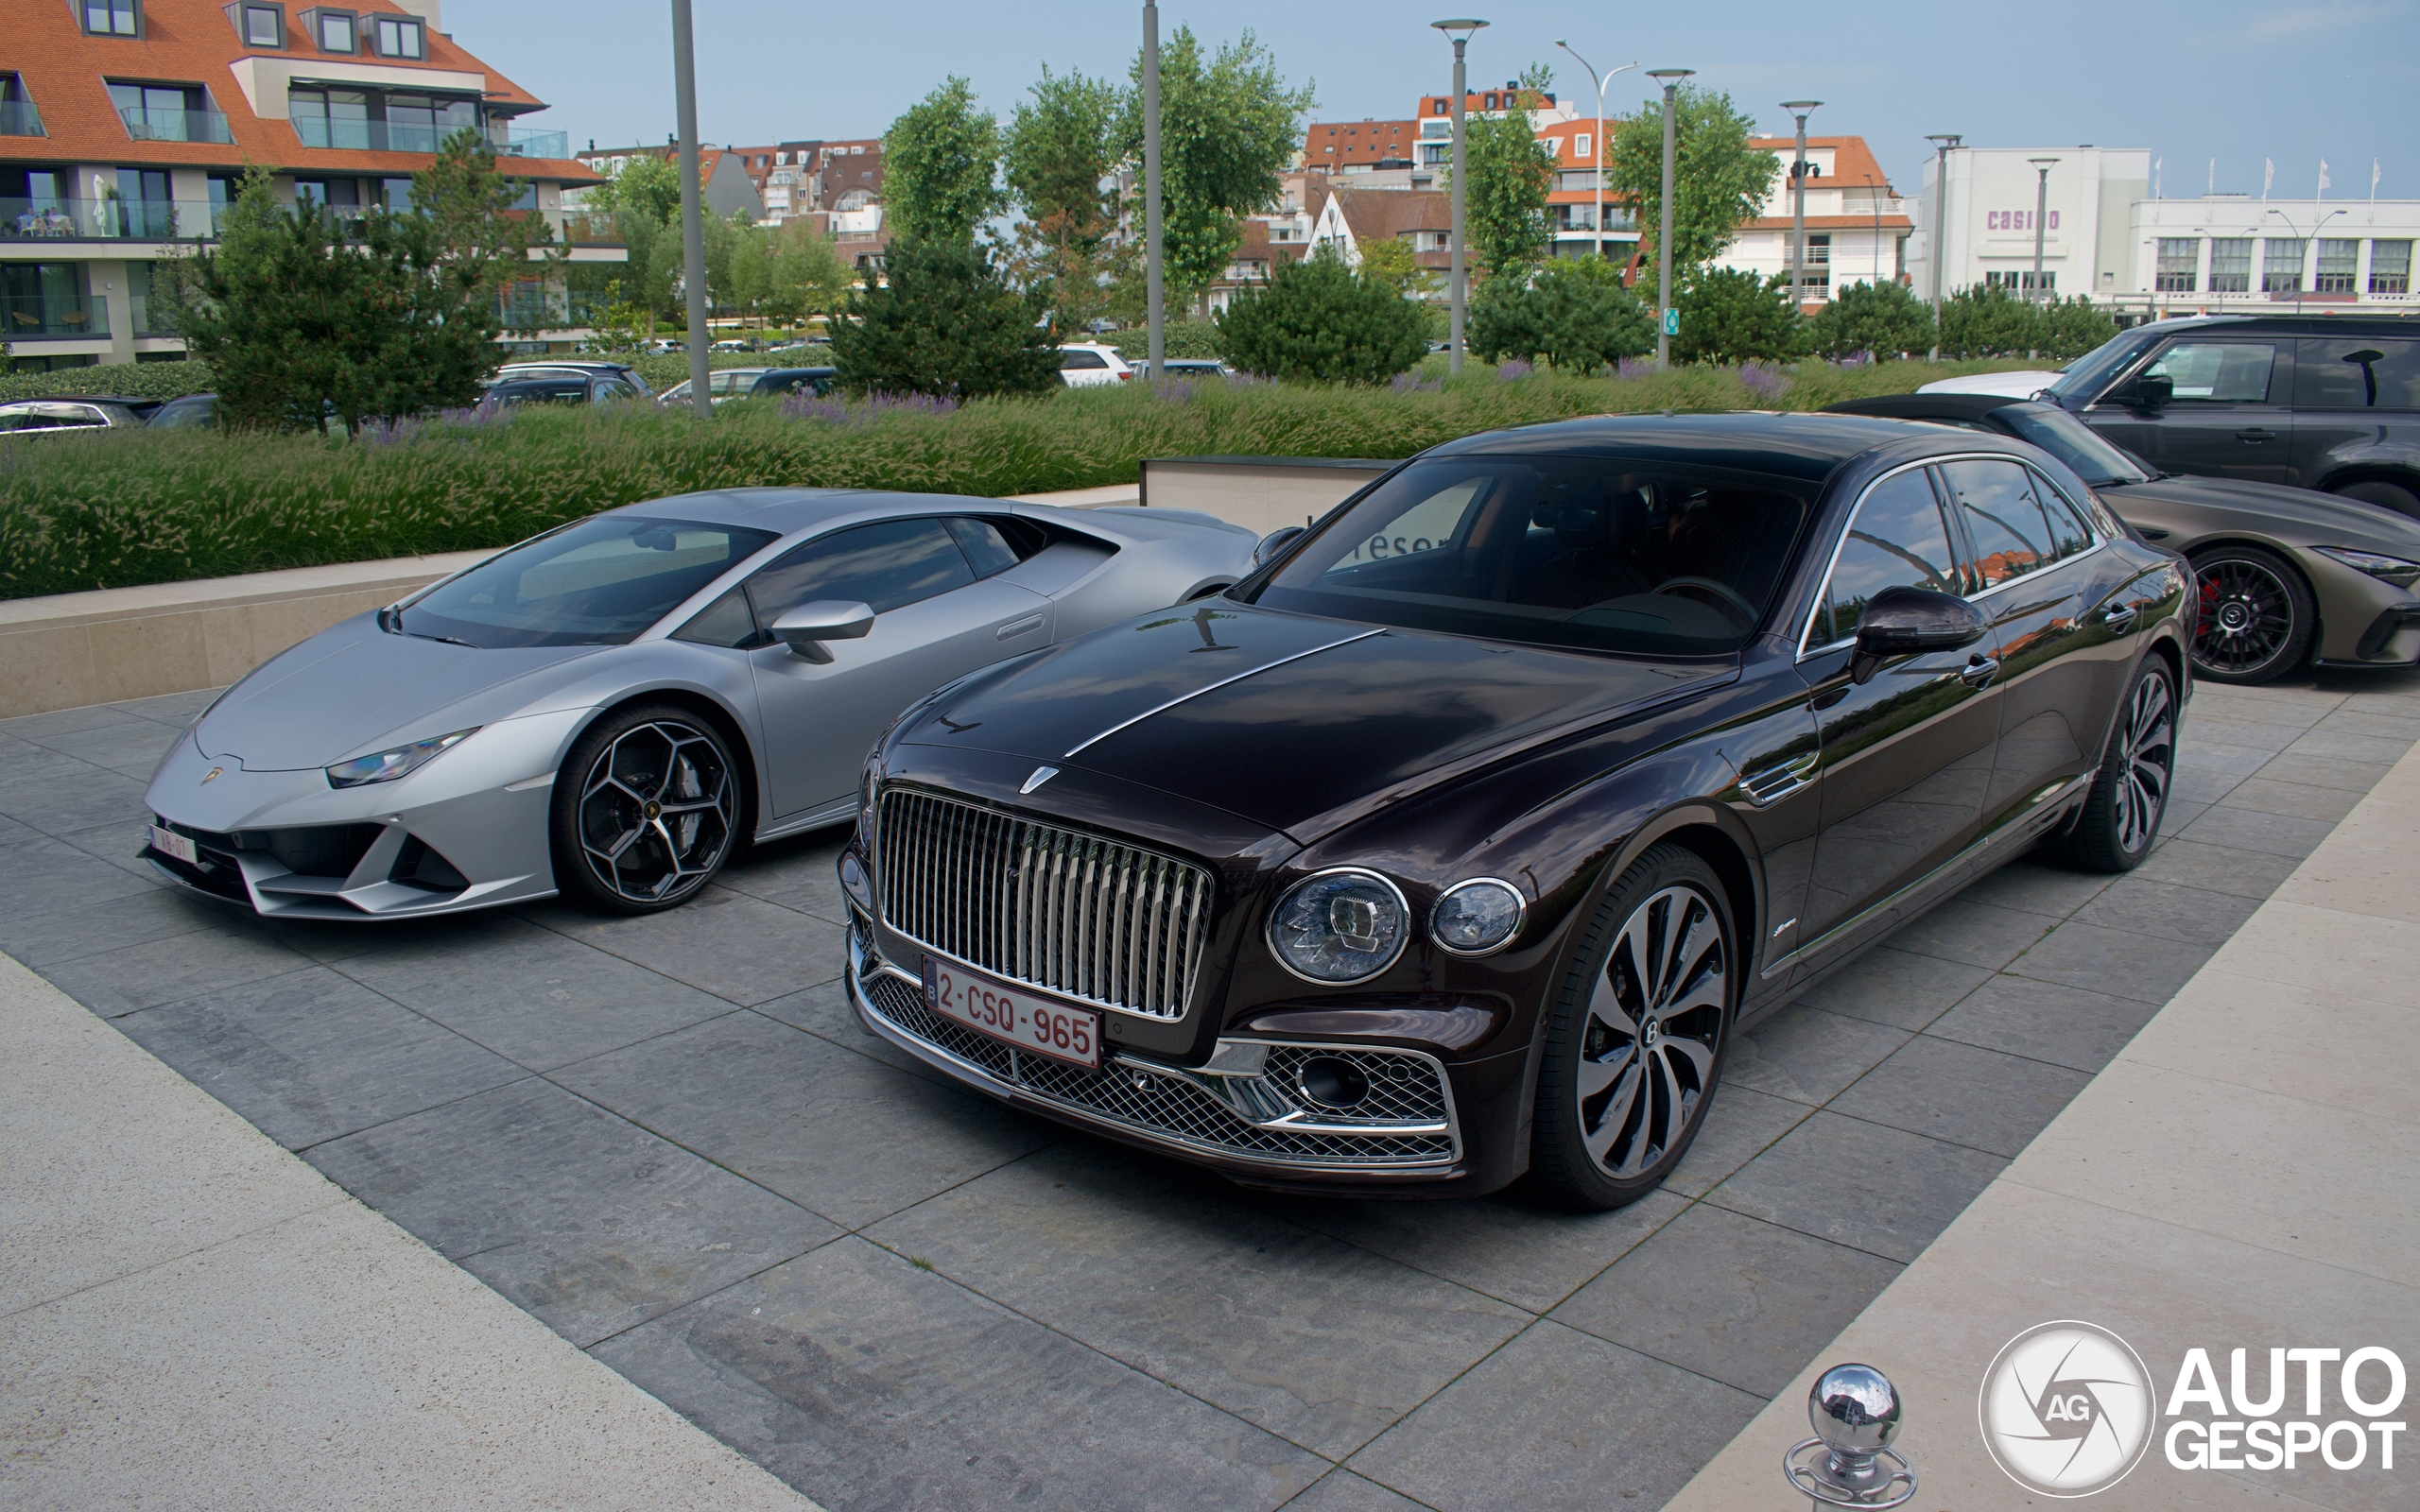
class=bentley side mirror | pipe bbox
[2129,372,2172,409]
[1849,587,1988,686]
[1253,525,1306,569]
[770,600,875,662]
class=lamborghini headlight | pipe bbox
[325,729,478,789]
[2315,546,2420,590]
[1268,868,1409,984]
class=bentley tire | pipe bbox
[2061,658,2176,873]
[1528,844,1735,1211]
[2188,545,2312,685]
[552,706,741,915]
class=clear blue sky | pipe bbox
[451,0,2416,198]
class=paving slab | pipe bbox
[1704,1111,2007,1263]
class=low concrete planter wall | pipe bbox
[1139,455,1390,536]
[0,483,1147,720]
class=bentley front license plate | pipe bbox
[149,824,199,868]
[924,956,1100,1069]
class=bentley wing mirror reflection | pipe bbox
[1253,525,1306,570]
[770,600,875,662]
[1849,586,1987,686]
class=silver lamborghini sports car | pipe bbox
[142,490,1257,919]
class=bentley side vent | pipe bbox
[1739,752,1819,807]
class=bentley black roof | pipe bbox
[1425,409,1965,483]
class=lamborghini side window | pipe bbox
[670,586,757,647]
[746,518,976,622]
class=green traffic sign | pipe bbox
[1662,308,1681,336]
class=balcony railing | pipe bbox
[292,116,438,153]
[3,197,226,241]
[120,105,235,145]
[559,211,626,246]
[492,126,569,160]
[3,293,109,340]
[0,100,45,137]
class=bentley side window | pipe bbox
[1807,470,1959,649]
[745,518,976,624]
[1939,458,2085,591]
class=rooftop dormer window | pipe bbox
[228,3,285,45]
[82,0,142,36]
[302,8,356,53]
[372,13,424,58]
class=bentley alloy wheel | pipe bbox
[2189,546,2312,685]
[553,707,739,913]
[2064,659,2177,873]
[1530,844,1734,1210]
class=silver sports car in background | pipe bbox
[142,490,1257,919]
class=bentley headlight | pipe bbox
[2315,546,2420,589]
[1269,868,1408,984]
[1431,879,1526,955]
[325,729,478,789]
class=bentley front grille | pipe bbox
[875,787,1213,1021]
[858,968,1458,1168]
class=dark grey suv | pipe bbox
[2036,315,2420,517]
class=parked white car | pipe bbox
[1914,369,2065,399]
[1055,343,1134,387]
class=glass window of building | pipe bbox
[372,15,424,56]
[83,1,140,36]
[2261,239,2305,294]
[238,4,284,45]
[2370,240,2412,296]
[2155,237,2199,293]
[2314,240,2360,295]
[313,9,355,51]
[2209,238,2254,293]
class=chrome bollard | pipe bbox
[1782,1363,1917,1508]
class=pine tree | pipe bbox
[827,238,1059,399]
[1469,258,1652,371]
[1214,248,1426,383]
[1671,267,1804,365]
[1806,281,1936,360]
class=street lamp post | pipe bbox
[1923,132,1960,357]
[1646,68,1692,369]
[1781,101,1821,315]
[1143,3,1165,376]
[1553,42,1636,261]
[669,0,710,417]
[2029,158,2058,305]
[2265,205,2347,315]
[1433,20,1487,375]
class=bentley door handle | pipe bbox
[2235,427,2277,443]
[2101,603,2138,631]
[1959,655,2001,688]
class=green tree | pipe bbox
[1671,266,1803,364]
[1457,64,1558,277]
[410,128,559,290]
[1355,235,1432,298]
[1117,26,1315,316]
[1806,280,1936,359]
[763,222,856,330]
[1607,84,1771,273]
[882,77,1006,247]
[1468,257,1652,370]
[1214,247,1426,383]
[1938,283,2044,358]
[176,174,498,433]
[827,237,1058,399]
[2041,294,2118,362]
[579,152,684,224]
[1003,66,1124,334]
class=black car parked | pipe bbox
[840,413,2190,1210]
[2036,314,2420,517]
[486,361,654,404]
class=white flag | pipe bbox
[2319,159,2331,197]
[2263,159,2274,198]
[2153,158,2163,198]
[2377,160,2385,194]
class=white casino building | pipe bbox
[1907,145,2416,322]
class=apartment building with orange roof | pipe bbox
[1,0,615,370]
[1719,135,1914,310]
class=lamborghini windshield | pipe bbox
[397,515,778,648]
[1244,456,1810,656]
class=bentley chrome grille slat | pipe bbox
[877,788,1213,1021]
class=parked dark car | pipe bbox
[839,413,2191,1209]
[658,368,838,406]
[0,395,156,436]
[486,361,654,404]
[147,392,220,429]
[1829,393,2420,683]
[2026,314,2420,517]
[485,374,649,408]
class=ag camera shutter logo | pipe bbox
[1979,1320,2156,1497]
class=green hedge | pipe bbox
[0,360,218,405]
[0,359,2039,600]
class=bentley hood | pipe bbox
[195,613,610,770]
[901,603,1731,838]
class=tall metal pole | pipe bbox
[1782,102,1820,314]
[1924,133,1959,359]
[1433,22,1486,375]
[670,0,709,417]
[1647,69,1691,368]
[1556,43,1636,262]
[1143,2,1164,372]
[2029,157,2057,305]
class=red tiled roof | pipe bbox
[1750,135,1898,196]
[1742,215,1915,231]
[1305,118,1419,166]
[0,0,596,180]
